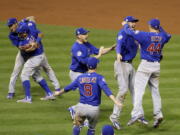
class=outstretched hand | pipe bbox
[110,44,116,50]
[109,95,123,108]
[99,46,104,54]
[114,100,123,108]
[94,46,104,59]
[54,89,65,96]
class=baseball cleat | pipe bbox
[7,93,15,99]
[137,117,149,125]
[83,119,89,127]
[153,117,163,128]
[68,107,76,120]
[17,97,32,103]
[40,95,56,101]
[109,116,121,130]
[127,116,140,126]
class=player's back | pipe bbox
[124,24,171,62]
[138,32,171,62]
[76,72,111,106]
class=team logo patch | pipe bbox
[77,51,82,56]
[118,35,123,40]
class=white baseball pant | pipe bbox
[21,53,48,81]
[131,60,163,119]
[8,51,60,93]
[69,70,84,113]
[69,70,83,81]
[110,60,144,120]
[75,103,99,129]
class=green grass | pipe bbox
[0,22,180,135]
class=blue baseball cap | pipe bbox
[148,19,160,29]
[7,18,18,26]
[75,27,89,35]
[87,57,99,69]
[102,125,114,135]
[16,24,29,33]
[124,16,139,22]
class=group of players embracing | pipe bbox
[6,15,171,135]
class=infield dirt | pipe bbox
[0,0,179,34]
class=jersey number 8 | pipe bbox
[84,84,93,96]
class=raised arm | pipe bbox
[159,26,171,43]
[123,23,146,43]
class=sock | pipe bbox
[38,79,52,95]
[72,125,81,135]
[22,80,31,98]
[87,128,95,135]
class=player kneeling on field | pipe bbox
[54,57,122,135]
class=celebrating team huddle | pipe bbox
[6,15,171,135]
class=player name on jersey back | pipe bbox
[80,77,97,84]
[151,36,162,42]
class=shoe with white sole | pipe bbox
[137,117,149,125]
[40,95,55,101]
[127,116,141,126]
[109,116,121,130]
[7,93,15,99]
[17,97,32,103]
[153,118,163,128]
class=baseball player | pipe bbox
[101,125,115,135]
[109,16,147,130]
[69,27,115,81]
[16,24,55,103]
[54,57,122,135]
[6,17,60,99]
[68,27,115,124]
[123,19,171,128]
